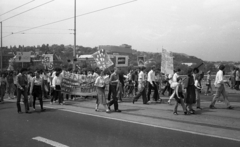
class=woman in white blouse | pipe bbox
[94,71,110,113]
[30,71,45,111]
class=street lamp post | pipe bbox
[73,0,76,71]
[0,22,2,71]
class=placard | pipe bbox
[15,52,31,62]
[161,48,174,75]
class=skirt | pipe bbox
[32,85,42,98]
[96,87,106,105]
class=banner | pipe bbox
[115,56,128,67]
[137,56,145,66]
[61,71,98,96]
[42,54,53,70]
[92,49,113,70]
[15,52,31,62]
[161,48,174,75]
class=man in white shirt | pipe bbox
[133,67,147,104]
[209,65,233,109]
[147,66,160,103]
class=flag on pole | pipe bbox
[92,49,113,70]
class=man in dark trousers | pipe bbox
[133,67,148,104]
[147,66,160,103]
[108,67,121,112]
[16,68,30,114]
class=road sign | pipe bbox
[15,52,31,62]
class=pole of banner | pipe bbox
[73,0,76,71]
[0,22,2,71]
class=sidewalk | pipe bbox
[3,94,240,141]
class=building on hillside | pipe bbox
[99,44,132,55]
[182,63,194,66]
[0,49,14,70]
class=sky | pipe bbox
[0,0,240,61]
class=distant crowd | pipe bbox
[0,65,239,115]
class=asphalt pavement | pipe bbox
[1,94,240,147]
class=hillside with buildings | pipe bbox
[1,44,239,73]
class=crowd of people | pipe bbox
[0,64,238,115]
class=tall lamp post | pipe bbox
[0,22,2,71]
[73,0,76,71]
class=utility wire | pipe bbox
[2,0,137,38]
[0,0,35,17]
[4,26,70,30]
[1,0,55,22]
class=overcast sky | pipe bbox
[1,0,240,61]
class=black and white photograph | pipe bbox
[0,0,240,147]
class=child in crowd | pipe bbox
[173,77,187,115]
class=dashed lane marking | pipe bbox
[32,136,69,147]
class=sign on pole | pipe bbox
[42,54,53,70]
[115,55,128,67]
[161,48,174,75]
[137,56,145,66]
[15,52,31,62]
[92,49,114,70]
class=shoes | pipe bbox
[95,108,98,112]
[115,110,121,112]
[25,111,31,114]
[196,107,202,110]
[190,109,195,114]
[107,103,111,110]
[41,109,46,112]
[173,112,178,115]
[227,106,234,109]
[106,109,110,113]
[184,111,188,115]
[132,99,135,104]
[209,105,217,109]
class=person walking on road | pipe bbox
[205,71,213,95]
[173,77,187,115]
[235,68,240,90]
[94,70,110,113]
[184,68,196,114]
[6,72,14,99]
[30,71,45,112]
[133,67,148,104]
[209,65,234,109]
[16,68,30,113]
[195,74,202,110]
[51,71,63,105]
[107,67,121,112]
[147,66,160,103]
[0,73,8,103]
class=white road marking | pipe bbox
[44,106,240,142]
[32,136,69,147]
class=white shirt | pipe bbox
[147,70,155,85]
[172,73,179,82]
[214,70,224,87]
[52,76,62,87]
[138,71,144,82]
[94,76,105,87]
